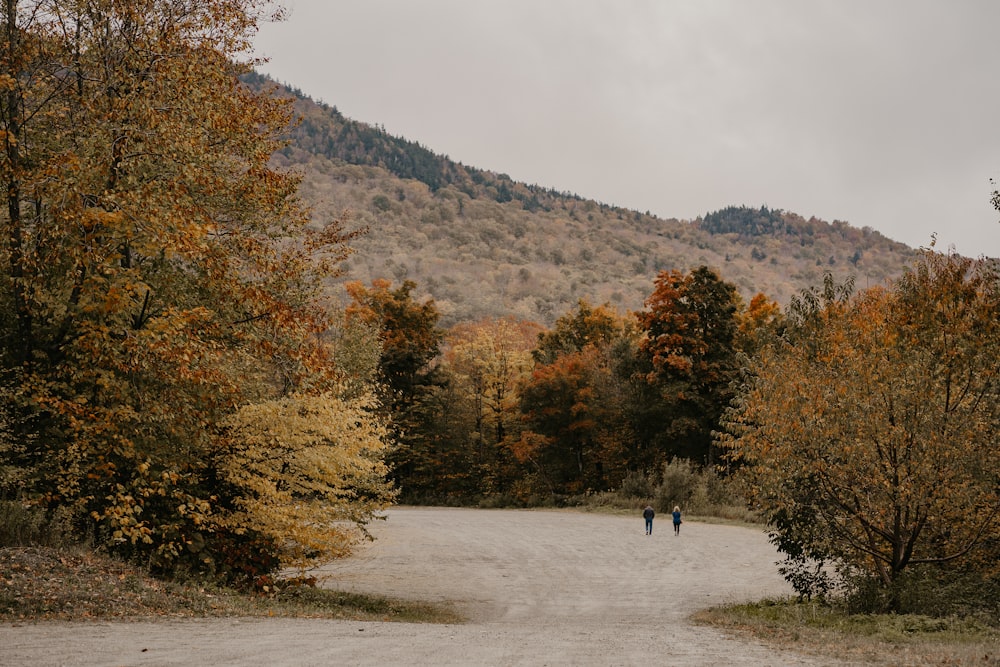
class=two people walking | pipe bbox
[643,504,682,535]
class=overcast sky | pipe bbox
[254,1,1000,257]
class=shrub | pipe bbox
[654,458,698,512]
[466,459,746,518]
[841,566,1000,620]
[0,501,76,549]
[618,470,654,499]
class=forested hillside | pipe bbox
[252,74,918,326]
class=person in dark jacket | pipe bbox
[643,505,655,535]
[672,506,682,535]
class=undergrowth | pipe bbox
[0,545,461,623]
[0,498,460,624]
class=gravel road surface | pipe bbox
[1,507,855,666]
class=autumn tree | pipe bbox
[219,391,395,573]
[0,0,394,583]
[533,299,624,365]
[720,254,1000,609]
[511,301,637,497]
[513,347,614,496]
[345,279,443,406]
[637,266,741,463]
[444,316,540,495]
[344,278,444,493]
[735,292,785,358]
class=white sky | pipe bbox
[253,1,1000,257]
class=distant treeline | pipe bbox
[243,72,646,216]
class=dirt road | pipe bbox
[1,507,851,666]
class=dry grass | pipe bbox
[0,546,461,624]
[693,598,1000,667]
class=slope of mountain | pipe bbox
[253,74,918,327]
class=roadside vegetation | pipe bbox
[500,458,759,527]
[0,501,459,624]
[695,599,999,667]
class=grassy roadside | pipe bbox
[0,546,462,624]
[693,598,1000,666]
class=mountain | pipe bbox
[250,73,918,327]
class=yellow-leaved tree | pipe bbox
[0,0,395,585]
[219,391,395,572]
[444,316,540,494]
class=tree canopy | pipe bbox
[0,0,394,585]
[344,278,445,495]
[720,253,1000,605]
[638,266,741,463]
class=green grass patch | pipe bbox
[694,597,1000,666]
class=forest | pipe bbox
[264,77,919,327]
[0,0,997,623]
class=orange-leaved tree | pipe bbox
[720,254,1000,609]
[637,266,741,463]
[735,292,785,358]
[532,299,626,365]
[0,0,394,584]
[513,347,611,496]
[512,301,637,497]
